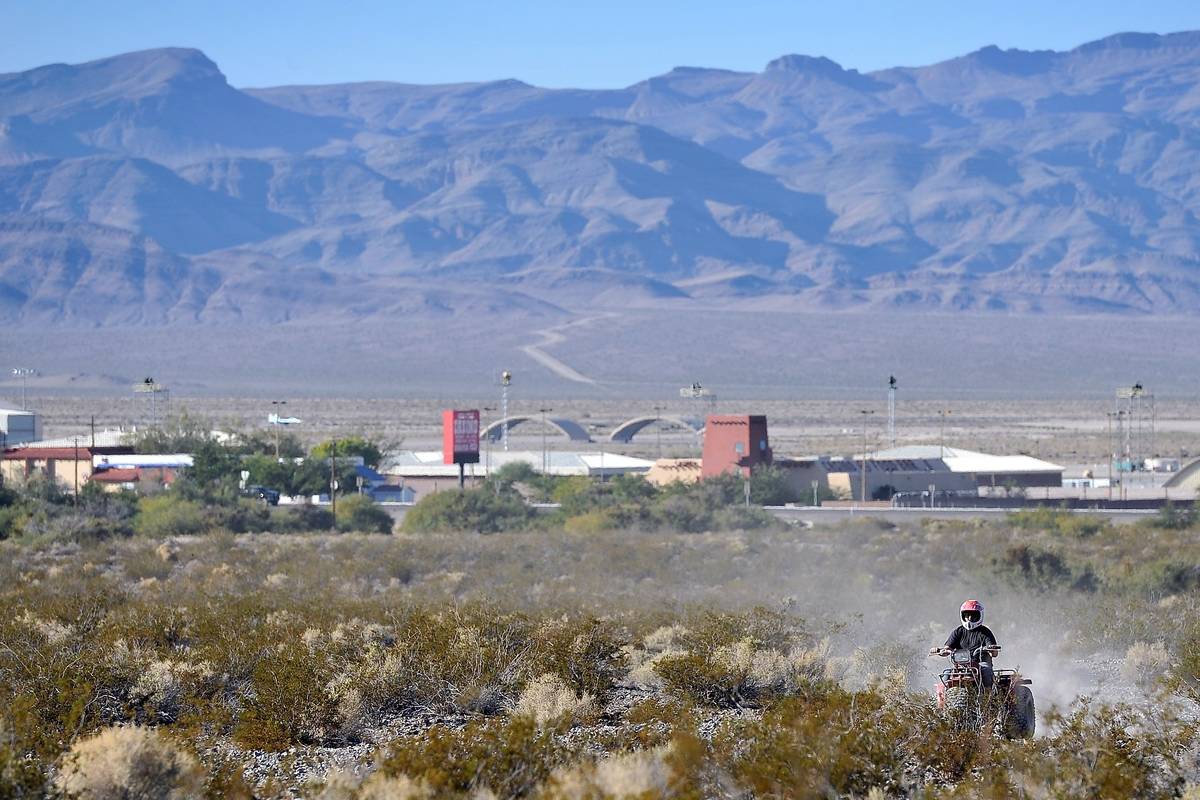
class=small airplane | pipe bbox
[267,413,302,425]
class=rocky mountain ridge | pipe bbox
[4,34,1200,323]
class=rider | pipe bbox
[943,599,997,689]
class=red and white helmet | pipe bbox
[960,599,984,630]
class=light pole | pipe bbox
[271,400,286,460]
[887,376,897,447]
[482,406,497,477]
[937,409,952,459]
[12,368,35,410]
[500,370,512,452]
[652,404,665,459]
[538,407,552,473]
[859,409,875,501]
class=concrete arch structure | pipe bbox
[609,415,704,443]
[482,416,592,443]
[1164,458,1200,492]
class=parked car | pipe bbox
[241,485,280,505]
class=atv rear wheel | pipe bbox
[1003,685,1036,739]
[944,686,981,731]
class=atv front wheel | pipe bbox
[944,686,981,732]
[1003,685,1036,739]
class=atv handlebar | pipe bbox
[928,644,1002,658]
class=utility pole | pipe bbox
[938,409,952,460]
[73,436,80,502]
[538,407,552,473]
[653,404,664,459]
[329,439,337,529]
[859,409,875,501]
[482,406,496,478]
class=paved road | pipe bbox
[765,506,1154,526]
[378,503,1155,527]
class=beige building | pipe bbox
[2,446,133,495]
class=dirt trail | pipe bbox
[520,313,617,384]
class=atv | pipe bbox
[929,644,1035,739]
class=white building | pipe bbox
[864,445,1064,488]
[0,408,42,447]
[379,449,654,499]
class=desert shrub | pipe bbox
[1020,702,1194,800]
[214,499,273,534]
[653,609,822,708]
[512,674,598,728]
[133,495,210,538]
[233,642,340,750]
[1008,507,1107,537]
[0,592,129,752]
[1169,624,1200,705]
[0,707,47,798]
[54,726,205,800]
[992,543,1096,592]
[1122,641,1171,691]
[278,504,335,532]
[403,487,533,533]
[721,689,903,799]
[746,465,801,506]
[1142,502,1197,531]
[561,510,616,533]
[654,475,777,532]
[0,505,23,540]
[321,606,533,732]
[530,618,627,702]
[539,747,673,800]
[1119,558,1200,598]
[376,715,571,798]
[335,495,394,534]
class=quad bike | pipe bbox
[928,644,1035,739]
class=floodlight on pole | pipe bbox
[500,370,512,452]
[132,377,168,427]
[11,368,36,410]
[887,375,897,447]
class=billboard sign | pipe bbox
[442,409,481,465]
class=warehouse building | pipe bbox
[864,446,1064,489]
[776,456,976,501]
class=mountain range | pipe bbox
[5,32,1200,325]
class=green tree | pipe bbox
[310,437,383,469]
[336,495,394,534]
[403,487,533,533]
[173,439,240,503]
[129,411,215,454]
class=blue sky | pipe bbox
[3,0,1199,88]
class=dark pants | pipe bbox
[980,663,994,690]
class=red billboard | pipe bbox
[442,409,481,465]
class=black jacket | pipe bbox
[945,624,997,662]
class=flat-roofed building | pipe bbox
[865,445,1064,488]
[0,408,41,446]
